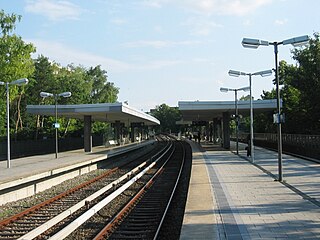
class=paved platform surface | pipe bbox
[180,141,320,239]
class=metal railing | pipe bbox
[237,133,320,159]
[254,133,320,149]
[0,135,103,160]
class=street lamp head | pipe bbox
[242,38,269,49]
[282,35,309,47]
[239,86,250,92]
[220,87,229,93]
[58,92,72,98]
[40,91,54,98]
[0,81,4,85]
[254,69,273,77]
[228,70,246,77]
[10,78,28,86]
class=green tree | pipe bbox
[150,104,181,133]
[257,34,320,134]
[288,33,320,133]
[0,10,35,137]
[24,55,58,139]
[87,65,119,103]
[255,89,277,133]
[86,65,119,136]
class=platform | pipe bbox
[1,139,320,239]
[180,141,320,239]
[0,141,154,205]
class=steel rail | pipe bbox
[0,167,119,229]
[48,142,174,240]
[153,141,186,239]
[0,141,169,239]
[93,141,183,240]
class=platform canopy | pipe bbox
[178,99,279,121]
[26,102,160,126]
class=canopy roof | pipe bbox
[179,99,279,121]
[26,102,160,126]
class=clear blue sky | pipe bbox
[1,0,319,111]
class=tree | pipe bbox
[263,33,320,134]
[0,10,121,140]
[288,33,320,133]
[87,65,119,103]
[0,10,35,136]
[150,104,181,133]
[25,61,120,138]
[25,55,58,139]
[256,34,320,134]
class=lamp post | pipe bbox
[0,78,29,168]
[220,86,250,154]
[242,35,309,182]
[40,91,71,159]
[228,69,272,162]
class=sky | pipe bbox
[1,0,319,111]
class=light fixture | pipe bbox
[220,86,250,154]
[1,78,29,168]
[241,35,309,181]
[40,91,72,158]
[228,69,272,162]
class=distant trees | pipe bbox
[150,104,181,133]
[0,10,119,140]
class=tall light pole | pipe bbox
[0,78,29,168]
[40,91,71,159]
[242,35,309,181]
[220,86,250,154]
[228,69,272,162]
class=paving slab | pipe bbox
[181,141,320,239]
[180,142,219,240]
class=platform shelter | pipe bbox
[26,102,160,152]
[178,99,279,149]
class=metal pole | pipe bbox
[6,82,10,168]
[55,95,58,159]
[274,43,283,181]
[235,90,239,154]
[249,74,254,162]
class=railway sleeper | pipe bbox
[125,219,157,225]
[111,229,153,235]
[0,232,25,238]
[2,224,36,231]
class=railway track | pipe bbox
[0,139,170,239]
[0,137,189,239]
[95,140,186,240]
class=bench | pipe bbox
[105,140,118,147]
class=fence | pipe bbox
[0,135,103,160]
[238,133,320,160]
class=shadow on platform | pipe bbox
[199,142,227,152]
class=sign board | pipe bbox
[273,113,285,124]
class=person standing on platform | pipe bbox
[246,134,251,157]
